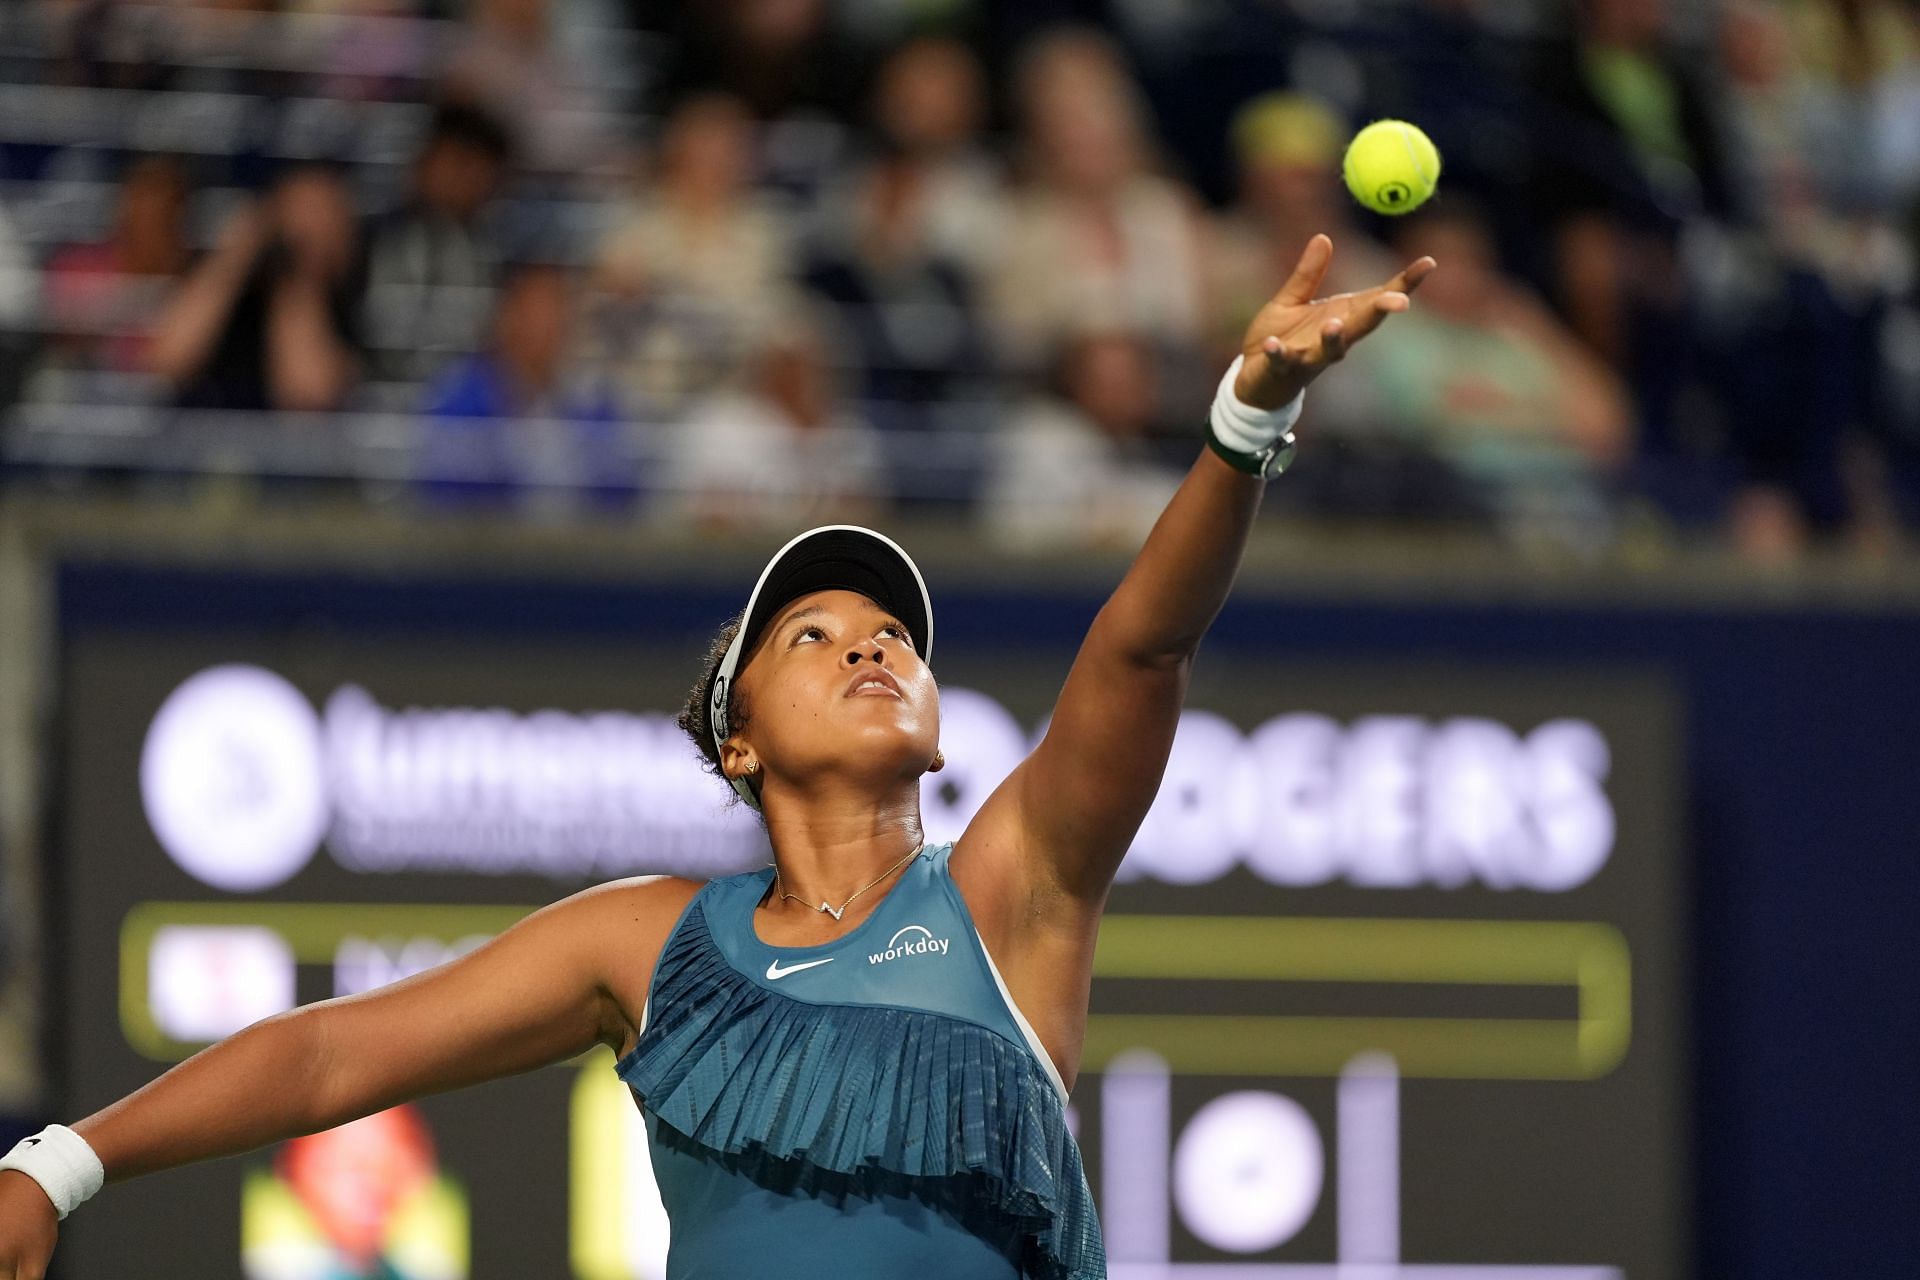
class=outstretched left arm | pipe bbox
[959,236,1434,905]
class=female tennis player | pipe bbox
[0,234,1431,1279]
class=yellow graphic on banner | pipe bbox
[120,904,1629,1080]
[1085,915,1631,1080]
[570,1048,669,1280]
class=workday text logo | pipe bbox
[869,925,951,967]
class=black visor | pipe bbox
[709,526,934,807]
[738,527,932,662]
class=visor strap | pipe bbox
[709,630,758,808]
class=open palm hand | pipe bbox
[1234,234,1437,410]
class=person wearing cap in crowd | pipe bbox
[0,235,1435,1279]
[1209,92,1398,366]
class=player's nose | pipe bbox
[843,642,885,666]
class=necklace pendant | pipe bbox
[823,903,844,920]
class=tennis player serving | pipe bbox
[0,234,1432,1279]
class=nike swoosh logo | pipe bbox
[23,1138,40,1147]
[766,957,835,980]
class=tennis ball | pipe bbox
[1342,120,1441,216]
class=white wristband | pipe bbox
[1210,355,1303,453]
[0,1125,105,1220]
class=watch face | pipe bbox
[1266,434,1299,478]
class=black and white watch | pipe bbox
[1207,355,1303,479]
[1206,426,1299,479]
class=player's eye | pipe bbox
[793,625,827,645]
[880,624,911,647]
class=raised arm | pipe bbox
[961,237,1434,904]
[0,876,695,1277]
[146,203,269,387]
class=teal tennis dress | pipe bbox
[615,842,1104,1279]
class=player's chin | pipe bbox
[840,701,925,742]
[839,709,934,756]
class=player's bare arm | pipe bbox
[953,235,1435,1085]
[0,876,696,1278]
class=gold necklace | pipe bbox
[771,842,924,922]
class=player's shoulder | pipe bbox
[536,874,705,945]
[564,876,707,974]
[526,867,698,936]
[574,874,705,919]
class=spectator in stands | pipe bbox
[361,102,515,384]
[1780,0,1920,215]
[1696,1,1908,561]
[0,202,37,409]
[861,35,1005,280]
[149,164,364,412]
[1527,0,1737,448]
[35,156,192,398]
[50,0,295,98]
[801,37,998,433]
[660,314,886,531]
[0,202,32,331]
[1208,92,1398,365]
[990,27,1207,370]
[643,0,840,115]
[1720,1,1817,223]
[1884,4,1920,231]
[982,326,1185,551]
[419,261,632,512]
[442,0,623,174]
[640,0,859,191]
[595,92,799,409]
[1363,203,1633,543]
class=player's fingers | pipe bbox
[1320,317,1347,363]
[1274,233,1334,306]
[1388,256,1438,295]
[1259,335,1306,370]
[1262,326,1324,368]
[1327,290,1407,345]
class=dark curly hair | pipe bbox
[677,612,758,807]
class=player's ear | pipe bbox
[720,736,757,783]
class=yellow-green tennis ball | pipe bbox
[1342,120,1441,216]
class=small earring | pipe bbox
[931,750,945,771]
[745,761,760,774]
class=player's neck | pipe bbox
[761,787,926,910]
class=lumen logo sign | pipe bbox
[318,684,763,878]
[141,666,330,892]
[141,665,764,892]
[869,925,950,966]
[141,665,1617,894]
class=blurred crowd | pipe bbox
[2,0,1918,560]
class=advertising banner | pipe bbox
[54,594,1687,1278]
